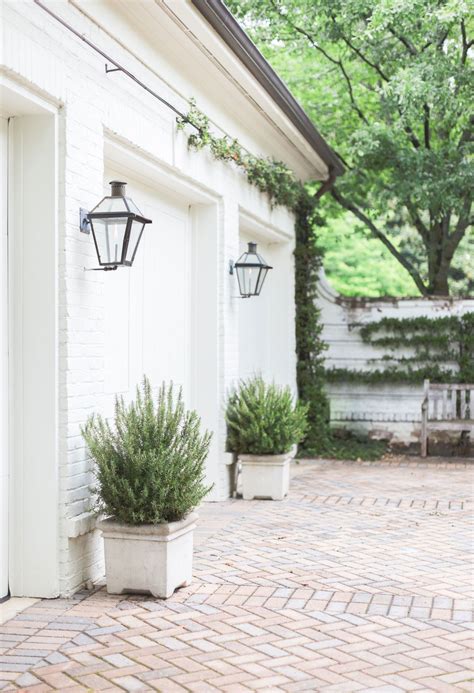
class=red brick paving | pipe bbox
[1,457,473,692]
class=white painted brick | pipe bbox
[3,0,297,595]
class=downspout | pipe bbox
[314,165,338,201]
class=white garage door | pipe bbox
[102,171,191,414]
[238,234,295,392]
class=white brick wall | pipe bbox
[2,0,297,596]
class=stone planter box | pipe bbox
[97,512,197,598]
[239,453,290,500]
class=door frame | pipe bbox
[0,116,9,600]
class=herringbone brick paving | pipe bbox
[1,457,473,692]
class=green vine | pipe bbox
[326,313,474,385]
[177,99,303,208]
[177,100,331,452]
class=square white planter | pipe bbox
[239,454,290,500]
[97,512,197,599]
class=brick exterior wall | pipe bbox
[2,0,297,596]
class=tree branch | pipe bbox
[331,187,429,295]
[458,115,473,149]
[331,20,426,153]
[423,104,430,149]
[388,27,418,55]
[405,202,430,245]
[448,197,472,251]
[329,17,390,82]
[268,1,369,125]
[461,20,473,64]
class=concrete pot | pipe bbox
[239,453,291,500]
[97,512,197,598]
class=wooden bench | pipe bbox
[421,380,474,457]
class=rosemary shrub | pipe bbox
[226,377,308,455]
[82,378,213,525]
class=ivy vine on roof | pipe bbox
[176,99,304,208]
[177,99,331,453]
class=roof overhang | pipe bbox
[191,0,344,179]
[67,0,342,181]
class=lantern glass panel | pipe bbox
[255,267,268,295]
[92,217,128,265]
[124,197,142,215]
[236,264,259,296]
[92,196,128,214]
[125,219,146,263]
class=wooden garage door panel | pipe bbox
[103,172,190,411]
[142,206,190,392]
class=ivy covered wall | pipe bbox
[317,281,474,443]
[326,313,474,385]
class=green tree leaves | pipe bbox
[228,0,473,295]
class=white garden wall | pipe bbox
[0,0,311,597]
[317,272,474,443]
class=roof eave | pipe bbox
[191,0,344,179]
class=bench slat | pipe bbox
[427,420,474,432]
[428,384,474,391]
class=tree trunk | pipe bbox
[428,270,450,296]
[426,218,452,296]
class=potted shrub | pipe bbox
[82,378,212,598]
[226,377,308,500]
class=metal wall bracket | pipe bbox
[229,259,234,275]
[80,208,90,234]
[84,266,118,272]
[105,63,122,73]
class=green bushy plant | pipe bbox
[226,376,308,455]
[82,378,213,525]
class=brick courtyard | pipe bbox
[1,458,473,692]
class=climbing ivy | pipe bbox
[176,99,303,208]
[293,197,332,452]
[326,313,474,385]
[177,100,331,452]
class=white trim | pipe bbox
[239,208,294,243]
[0,71,61,118]
[0,116,9,599]
[8,112,59,598]
[104,133,219,205]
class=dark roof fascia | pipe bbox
[191,0,344,177]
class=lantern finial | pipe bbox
[110,181,127,197]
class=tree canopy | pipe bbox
[228,0,473,296]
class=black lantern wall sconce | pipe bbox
[80,181,152,270]
[229,242,273,298]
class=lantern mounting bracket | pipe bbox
[84,266,118,272]
[79,208,91,234]
[229,260,234,275]
[105,63,122,74]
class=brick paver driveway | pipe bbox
[1,458,473,692]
